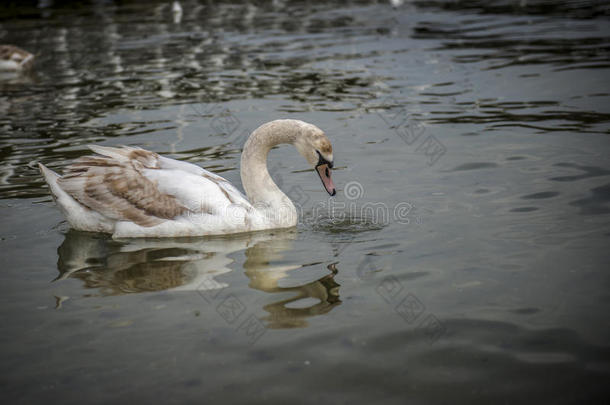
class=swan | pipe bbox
[39,119,336,238]
[0,45,34,71]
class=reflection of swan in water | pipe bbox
[57,230,246,294]
[243,240,340,329]
[56,229,340,328]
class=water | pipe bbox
[1,0,609,403]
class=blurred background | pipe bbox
[1,1,609,403]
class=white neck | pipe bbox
[240,120,306,226]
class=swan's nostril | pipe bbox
[325,167,329,177]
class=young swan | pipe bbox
[0,45,34,71]
[39,119,336,238]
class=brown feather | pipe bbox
[0,45,34,69]
[58,152,188,227]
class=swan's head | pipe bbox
[293,123,336,196]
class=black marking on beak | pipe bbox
[316,150,333,169]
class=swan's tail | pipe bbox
[38,163,62,202]
[38,163,113,233]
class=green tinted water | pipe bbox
[1,1,609,403]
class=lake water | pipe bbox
[1,0,609,403]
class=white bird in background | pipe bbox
[0,45,34,71]
[39,119,337,238]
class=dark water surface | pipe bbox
[1,0,609,403]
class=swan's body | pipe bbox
[39,119,336,238]
[0,45,34,71]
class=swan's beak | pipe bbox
[316,163,336,196]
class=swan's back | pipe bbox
[39,146,256,237]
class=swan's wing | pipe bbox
[156,154,250,207]
[57,146,251,227]
[90,145,250,206]
[58,153,189,227]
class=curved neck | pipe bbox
[240,120,303,209]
